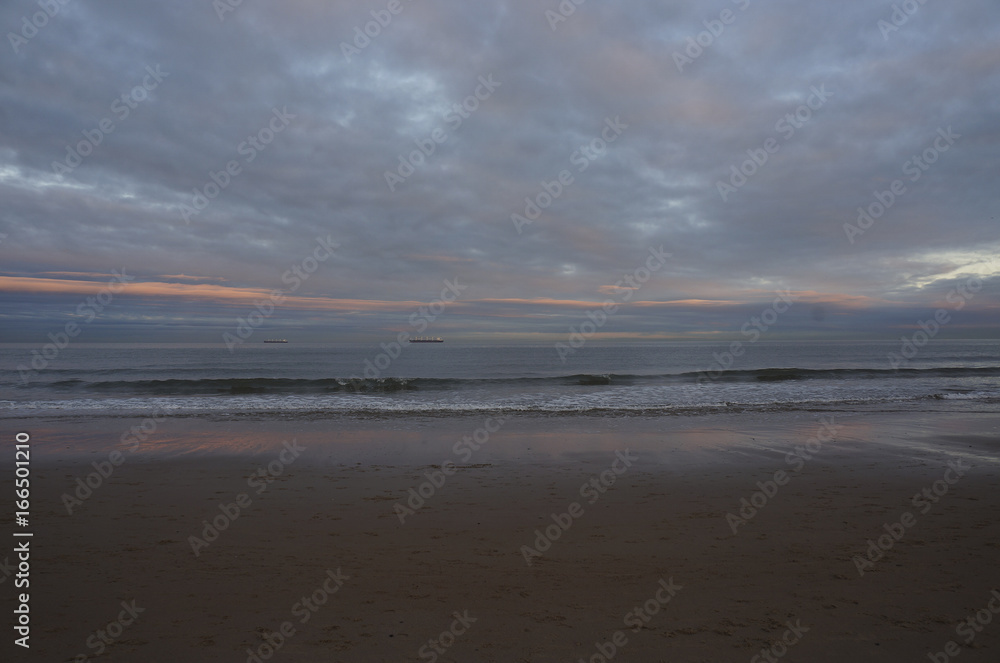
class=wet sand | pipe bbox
[2,410,999,662]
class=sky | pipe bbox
[1,0,998,343]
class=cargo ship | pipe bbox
[263,339,288,343]
[409,337,443,343]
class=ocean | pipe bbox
[1,340,998,419]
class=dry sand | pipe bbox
[2,410,999,662]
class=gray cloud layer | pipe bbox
[1,0,997,341]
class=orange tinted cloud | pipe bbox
[597,285,638,295]
[0,276,901,320]
[474,297,603,308]
[630,298,744,308]
[0,275,425,312]
[154,274,230,282]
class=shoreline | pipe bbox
[5,407,1000,466]
[1,409,998,661]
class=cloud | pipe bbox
[0,0,998,342]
